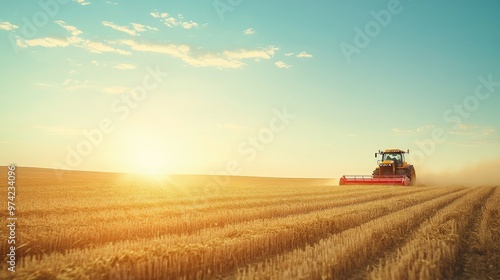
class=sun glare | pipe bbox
[129,135,170,177]
[134,149,166,174]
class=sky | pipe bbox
[1,0,499,179]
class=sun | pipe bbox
[133,148,167,175]
[128,135,170,176]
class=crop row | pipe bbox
[9,186,424,256]
[367,187,493,279]
[4,187,462,279]
[237,187,491,279]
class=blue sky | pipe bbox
[1,0,499,178]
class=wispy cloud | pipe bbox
[297,51,313,58]
[73,0,91,6]
[275,61,291,69]
[0,21,18,31]
[55,20,82,36]
[16,20,131,55]
[181,21,198,29]
[117,40,278,69]
[22,37,71,48]
[439,125,498,147]
[91,60,101,66]
[119,39,190,57]
[102,21,157,36]
[183,55,244,69]
[150,11,202,29]
[224,47,278,60]
[63,79,91,91]
[131,23,157,32]
[449,124,496,136]
[14,18,276,69]
[284,52,294,57]
[243,28,255,35]
[114,63,136,70]
[82,40,130,55]
[90,61,136,70]
[393,123,496,137]
[102,21,137,36]
[150,12,167,18]
[392,125,436,135]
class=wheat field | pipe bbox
[0,167,498,280]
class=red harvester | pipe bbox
[339,149,416,186]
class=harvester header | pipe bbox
[339,148,416,186]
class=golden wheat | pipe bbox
[367,186,493,280]
[0,167,497,280]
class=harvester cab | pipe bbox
[339,149,416,186]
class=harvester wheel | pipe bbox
[396,169,407,176]
[372,169,380,176]
[407,166,416,184]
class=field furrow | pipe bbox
[13,186,427,257]
[456,187,500,279]
[4,187,463,279]
[17,184,396,220]
[367,187,494,280]
[236,187,476,280]
[1,168,496,280]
